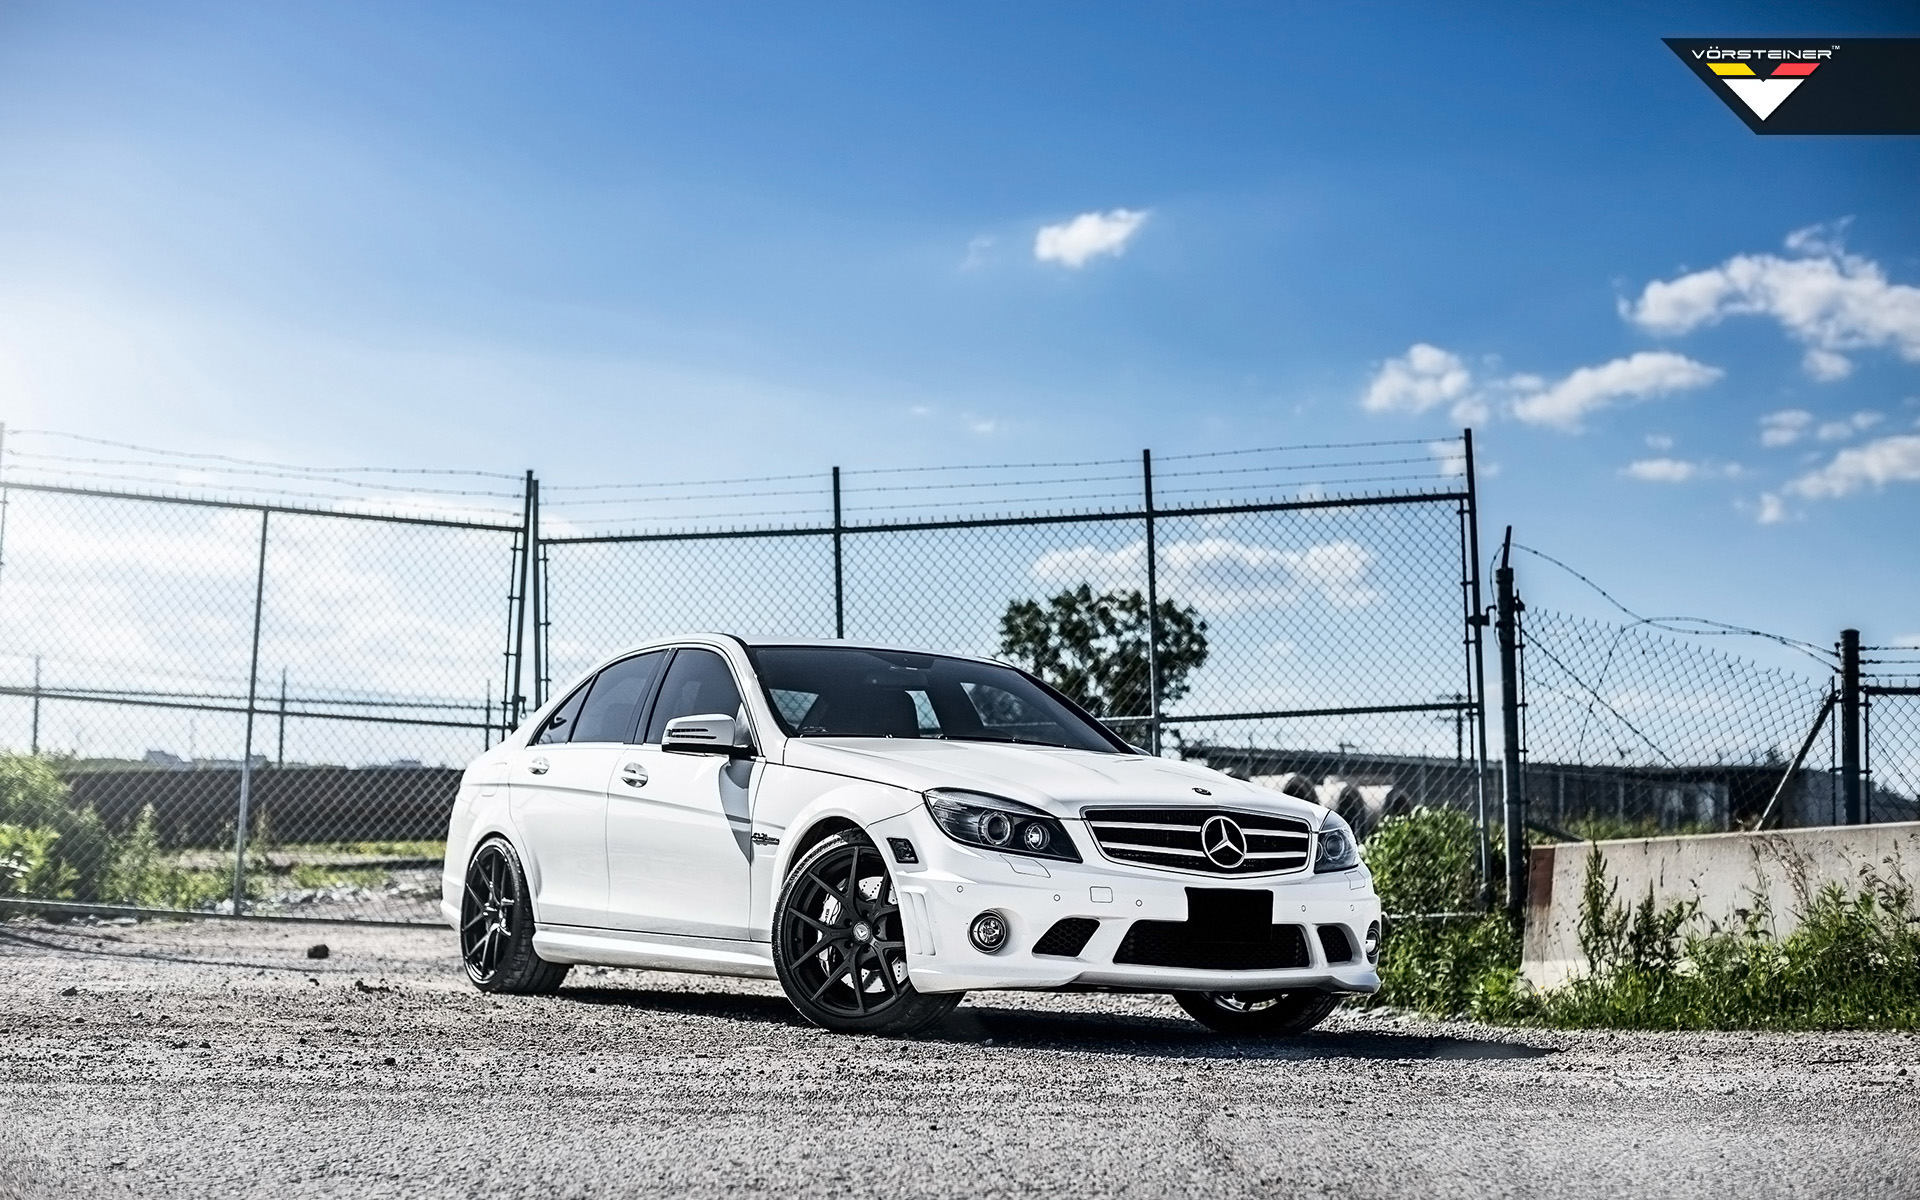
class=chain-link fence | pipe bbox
[1865,642,1920,826]
[1505,547,1916,839]
[1516,608,1839,833]
[0,444,528,923]
[542,443,1493,842]
[1,430,1490,924]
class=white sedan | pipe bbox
[442,635,1381,1036]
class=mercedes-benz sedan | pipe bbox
[442,636,1381,1035]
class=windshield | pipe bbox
[743,646,1130,753]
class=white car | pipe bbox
[442,635,1381,1036]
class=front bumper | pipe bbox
[867,807,1382,996]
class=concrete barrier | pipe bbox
[1522,821,1920,990]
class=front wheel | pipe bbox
[1173,989,1339,1036]
[772,832,961,1035]
[460,838,569,995]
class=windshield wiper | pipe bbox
[933,732,1061,747]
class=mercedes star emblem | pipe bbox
[1200,815,1248,869]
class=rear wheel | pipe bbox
[460,838,569,995]
[1173,989,1339,1036]
[773,832,960,1035]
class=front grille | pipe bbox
[1083,806,1311,876]
[1115,921,1310,970]
[1032,918,1101,957]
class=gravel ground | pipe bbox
[2,916,1917,1200]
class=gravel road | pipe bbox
[2,915,1916,1199]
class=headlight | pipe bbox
[924,790,1081,862]
[1314,813,1360,873]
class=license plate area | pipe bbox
[1185,888,1274,941]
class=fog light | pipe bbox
[969,911,1009,953]
[1364,920,1381,964]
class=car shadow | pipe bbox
[556,983,1555,1061]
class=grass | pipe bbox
[1362,807,1920,1031]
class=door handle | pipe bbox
[619,763,649,788]
[528,756,549,776]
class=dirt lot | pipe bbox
[2,916,1916,1200]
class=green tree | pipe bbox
[0,753,111,900]
[997,584,1208,720]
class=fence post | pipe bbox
[231,509,270,915]
[1495,527,1527,917]
[504,471,534,729]
[531,477,547,710]
[30,655,40,755]
[1142,449,1161,756]
[832,467,845,639]
[1840,628,1862,825]
[276,668,287,767]
[1463,429,1493,908]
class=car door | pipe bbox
[605,646,758,940]
[507,651,667,927]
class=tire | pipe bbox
[1173,989,1340,1036]
[459,837,569,995]
[773,832,961,1035]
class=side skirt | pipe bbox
[532,924,777,980]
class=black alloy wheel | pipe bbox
[459,838,568,995]
[772,832,960,1035]
[1173,989,1340,1036]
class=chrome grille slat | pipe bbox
[1082,806,1313,876]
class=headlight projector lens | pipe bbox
[969,912,1009,953]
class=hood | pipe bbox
[780,738,1329,825]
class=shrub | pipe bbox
[102,805,232,911]
[0,823,77,898]
[1360,806,1517,1016]
[1531,851,1920,1030]
[0,753,111,901]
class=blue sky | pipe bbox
[0,1,1916,650]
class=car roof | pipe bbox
[626,633,1006,666]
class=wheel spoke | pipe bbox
[868,946,896,997]
[806,951,856,1003]
[792,910,841,936]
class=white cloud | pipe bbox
[1783,433,1920,501]
[1033,209,1148,268]
[1760,409,1814,447]
[1510,352,1723,430]
[1893,634,1920,649]
[1756,493,1789,524]
[1030,537,1383,613]
[1802,348,1853,381]
[1622,226,1920,377]
[1815,411,1882,442]
[961,235,995,270]
[1645,434,1675,451]
[1361,344,1475,419]
[1623,458,1696,483]
[1428,440,1467,477]
[1622,458,1741,483]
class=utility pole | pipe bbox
[1495,527,1528,918]
[1840,628,1862,825]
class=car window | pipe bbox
[571,651,669,744]
[531,683,591,746]
[643,648,746,744]
[743,646,1126,752]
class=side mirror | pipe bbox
[663,713,752,757]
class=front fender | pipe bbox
[748,772,921,941]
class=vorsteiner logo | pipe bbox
[1665,38,1920,134]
